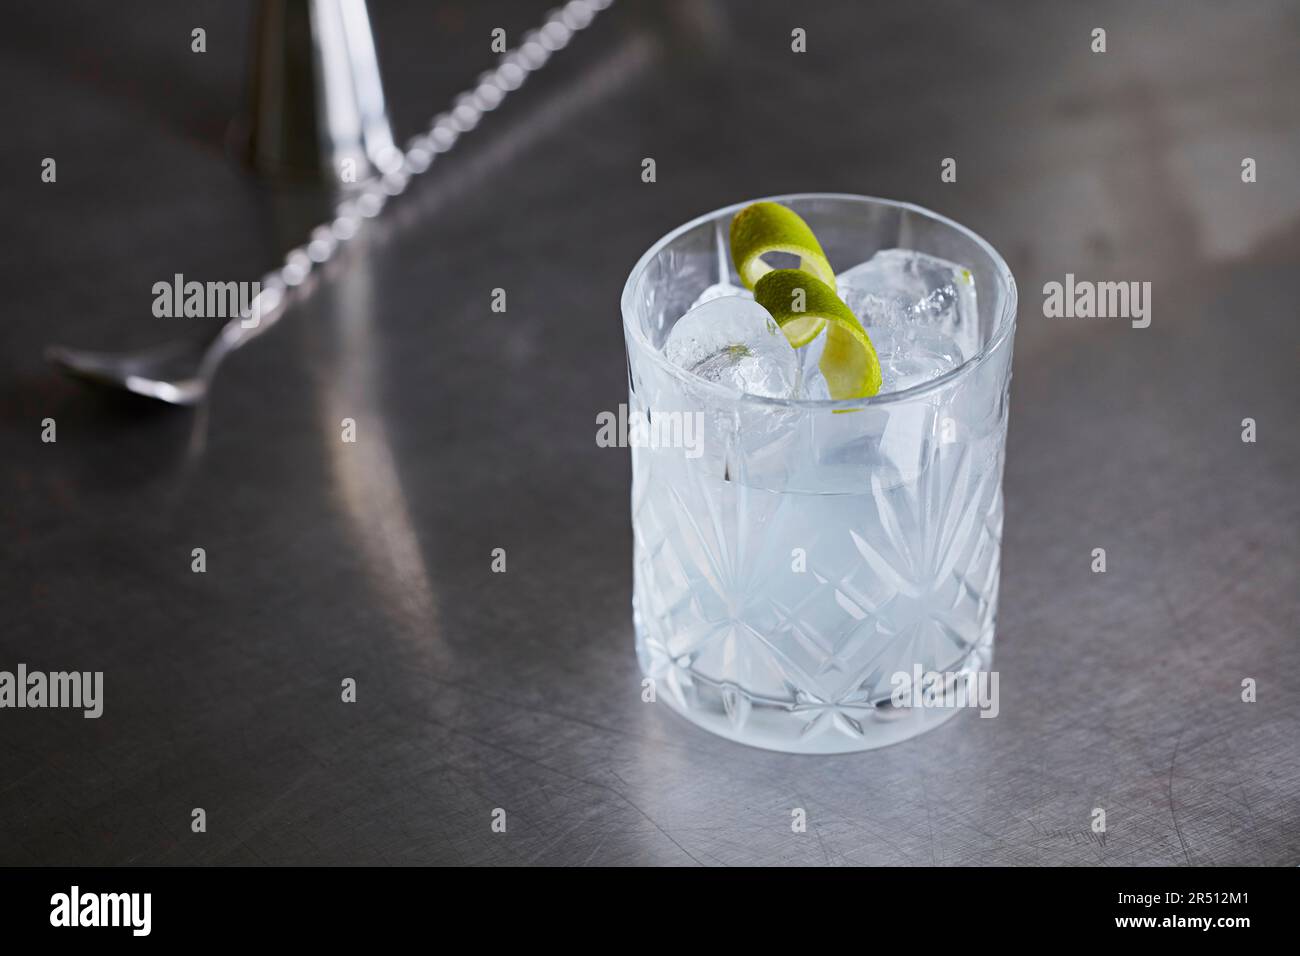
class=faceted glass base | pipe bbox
[638,615,993,754]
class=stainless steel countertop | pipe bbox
[1,0,1296,865]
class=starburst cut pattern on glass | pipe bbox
[633,435,1005,743]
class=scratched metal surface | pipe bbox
[0,0,1297,866]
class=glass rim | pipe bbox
[620,192,1018,410]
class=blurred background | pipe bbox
[0,0,1296,864]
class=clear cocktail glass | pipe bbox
[622,194,1017,753]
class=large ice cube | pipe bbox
[690,282,753,308]
[836,248,979,362]
[876,326,963,390]
[664,295,799,398]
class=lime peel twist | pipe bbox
[729,201,882,399]
[730,202,836,288]
[753,269,883,400]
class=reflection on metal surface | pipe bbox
[299,20,657,669]
[322,246,441,648]
[246,0,398,183]
[292,21,656,646]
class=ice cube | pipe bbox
[875,326,963,391]
[664,296,799,398]
[836,248,979,362]
[690,282,753,308]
